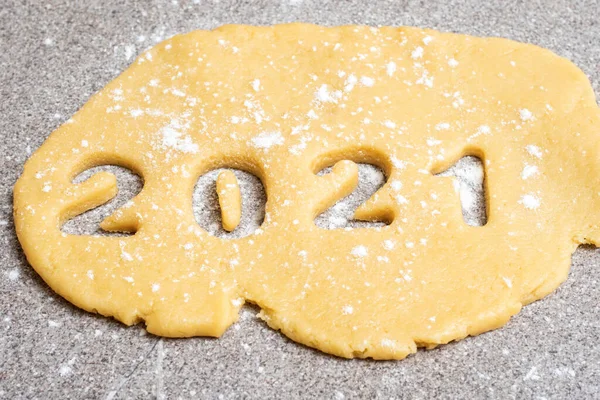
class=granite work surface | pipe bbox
[1,0,600,399]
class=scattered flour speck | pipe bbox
[7,269,20,281]
[59,365,72,376]
[391,180,403,191]
[344,74,357,92]
[386,61,397,76]
[231,298,244,307]
[526,145,543,159]
[251,79,261,92]
[342,305,354,315]
[160,120,199,154]
[519,108,534,121]
[478,125,491,134]
[334,391,345,400]
[360,76,375,87]
[435,122,450,131]
[130,109,144,118]
[521,164,539,180]
[390,156,407,170]
[383,240,395,250]
[250,131,284,149]
[383,120,396,129]
[396,194,409,205]
[121,251,133,262]
[519,194,541,210]
[124,45,136,61]
[350,245,368,258]
[524,366,540,381]
[315,84,342,103]
[411,46,424,59]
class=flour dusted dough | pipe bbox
[14,24,600,359]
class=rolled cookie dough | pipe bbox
[14,24,600,359]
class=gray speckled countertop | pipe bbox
[1,1,599,399]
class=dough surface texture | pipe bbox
[14,24,600,359]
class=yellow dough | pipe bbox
[216,170,242,232]
[13,24,600,359]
